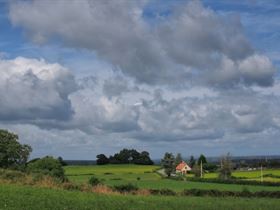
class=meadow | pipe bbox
[64,165,280,192]
[1,183,280,210]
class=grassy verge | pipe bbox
[1,183,280,210]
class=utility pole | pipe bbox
[200,160,203,178]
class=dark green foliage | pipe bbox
[113,183,138,192]
[88,176,101,186]
[133,151,154,165]
[197,154,207,164]
[189,155,196,168]
[161,152,175,177]
[62,182,81,191]
[98,149,153,165]
[96,154,109,165]
[203,163,218,172]
[174,153,183,167]
[0,129,32,169]
[110,178,122,180]
[150,188,176,196]
[58,157,67,166]
[27,156,65,180]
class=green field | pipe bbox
[204,169,280,181]
[65,165,280,192]
[1,183,280,210]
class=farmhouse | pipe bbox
[176,161,192,174]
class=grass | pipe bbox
[204,169,280,182]
[64,165,280,192]
[1,183,280,210]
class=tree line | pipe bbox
[96,149,154,165]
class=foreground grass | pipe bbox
[65,165,280,192]
[1,184,280,210]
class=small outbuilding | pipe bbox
[176,161,192,174]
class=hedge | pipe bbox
[186,177,280,187]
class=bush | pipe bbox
[110,178,122,180]
[27,156,65,180]
[88,176,101,186]
[136,177,141,181]
[104,172,113,175]
[0,169,25,181]
[113,183,138,193]
[149,188,176,196]
[62,182,81,191]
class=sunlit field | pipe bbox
[64,165,280,192]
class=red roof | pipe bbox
[176,161,187,170]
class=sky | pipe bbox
[0,0,280,159]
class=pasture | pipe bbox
[64,165,280,192]
[1,183,280,210]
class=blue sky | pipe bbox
[1,0,280,159]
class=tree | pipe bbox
[175,153,183,166]
[105,149,153,165]
[96,154,109,165]
[27,156,65,180]
[134,151,153,165]
[203,163,218,172]
[219,153,232,180]
[189,155,196,168]
[0,129,32,169]
[58,156,67,166]
[192,164,202,177]
[198,154,207,165]
[161,153,175,177]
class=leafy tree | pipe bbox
[58,156,67,166]
[198,154,207,164]
[189,155,196,168]
[104,149,153,165]
[96,154,109,165]
[175,153,183,166]
[191,164,202,177]
[134,151,153,165]
[27,156,65,180]
[161,153,175,177]
[0,129,32,169]
[219,153,232,180]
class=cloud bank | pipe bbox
[9,0,275,87]
[0,0,278,158]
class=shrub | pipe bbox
[27,156,65,180]
[62,182,81,191]
[104,172,113,175]
[88,176,101,186]
[0,169,25,181]
[110,178,122,180]
[113,183,138,193]
[137,177,141,181]
[149,188,176,196]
